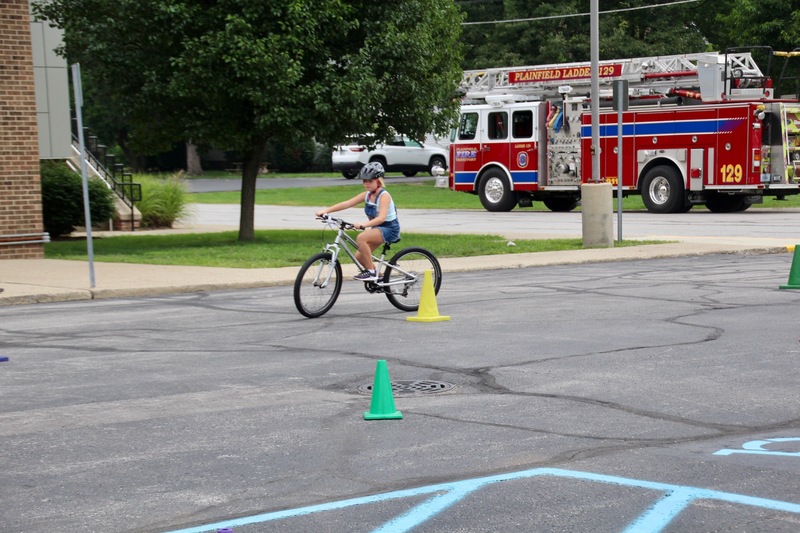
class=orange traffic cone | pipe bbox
[407,269,450,322]
[780,245,800,290]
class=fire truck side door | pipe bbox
[452,111,481,191]
[508,106,539,189]
[480,109,510,170]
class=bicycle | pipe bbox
[293,215,442,318]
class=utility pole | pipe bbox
[581,0,614,248]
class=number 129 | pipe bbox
[720,164,743,183]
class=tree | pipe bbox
[458,0,799,95]
[34,0,464,240]
[715,0,800,96]
[460,0,712,68]
[186,142,203,176]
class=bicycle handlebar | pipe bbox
[317,214,355,230]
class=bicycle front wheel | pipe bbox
[294,252,342,318]
[383,247,442,312]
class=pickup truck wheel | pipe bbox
[479,169,516,212]
[342,171,358,179]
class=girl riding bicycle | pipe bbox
[315,162,400,281]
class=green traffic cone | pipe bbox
[780,246,800,290]
[363,360,403,420]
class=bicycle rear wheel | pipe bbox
[383,247,442,312]
[294,252,342,318]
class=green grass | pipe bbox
[45,230,656,268]
[188,180,485,209]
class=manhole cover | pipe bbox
[357,380,455,396]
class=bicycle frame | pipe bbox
[319,218,420,291]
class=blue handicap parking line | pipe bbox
[715,437,800,457]
[164,467,800,533]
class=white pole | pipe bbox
[71,63,95,288]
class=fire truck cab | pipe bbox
[449,48,800,213]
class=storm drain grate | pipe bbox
[357,380,455,396]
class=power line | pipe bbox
[462,0,700,26]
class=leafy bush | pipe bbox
[40,160,117,237]
[135,172,191,228]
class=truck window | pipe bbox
[459,112,478,140]
[512,110,533,139]
[488,112,508,139]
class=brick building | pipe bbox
[1,1,69,259]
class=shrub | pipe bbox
[135,172,191,228]
[40,160,117,237]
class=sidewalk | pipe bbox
[0,241,791,306]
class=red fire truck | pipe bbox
[449,48,800,213]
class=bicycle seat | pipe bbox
[381,238,400,253]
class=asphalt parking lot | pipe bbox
[3,253,800,532]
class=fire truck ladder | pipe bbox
[459,51,769,103]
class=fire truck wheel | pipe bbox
[641,166,684,214]
[479,170,516,212]
[543,197,579,212]
[704,193,746,213]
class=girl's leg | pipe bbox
[356,228,383,271]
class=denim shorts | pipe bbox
[376,219,401,244]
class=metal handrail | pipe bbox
[71,130,142,230]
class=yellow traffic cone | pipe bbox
[407,269,450,322]
[780,245,800,290]
[363,360,403,420]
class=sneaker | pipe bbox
[353,270,377,281]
